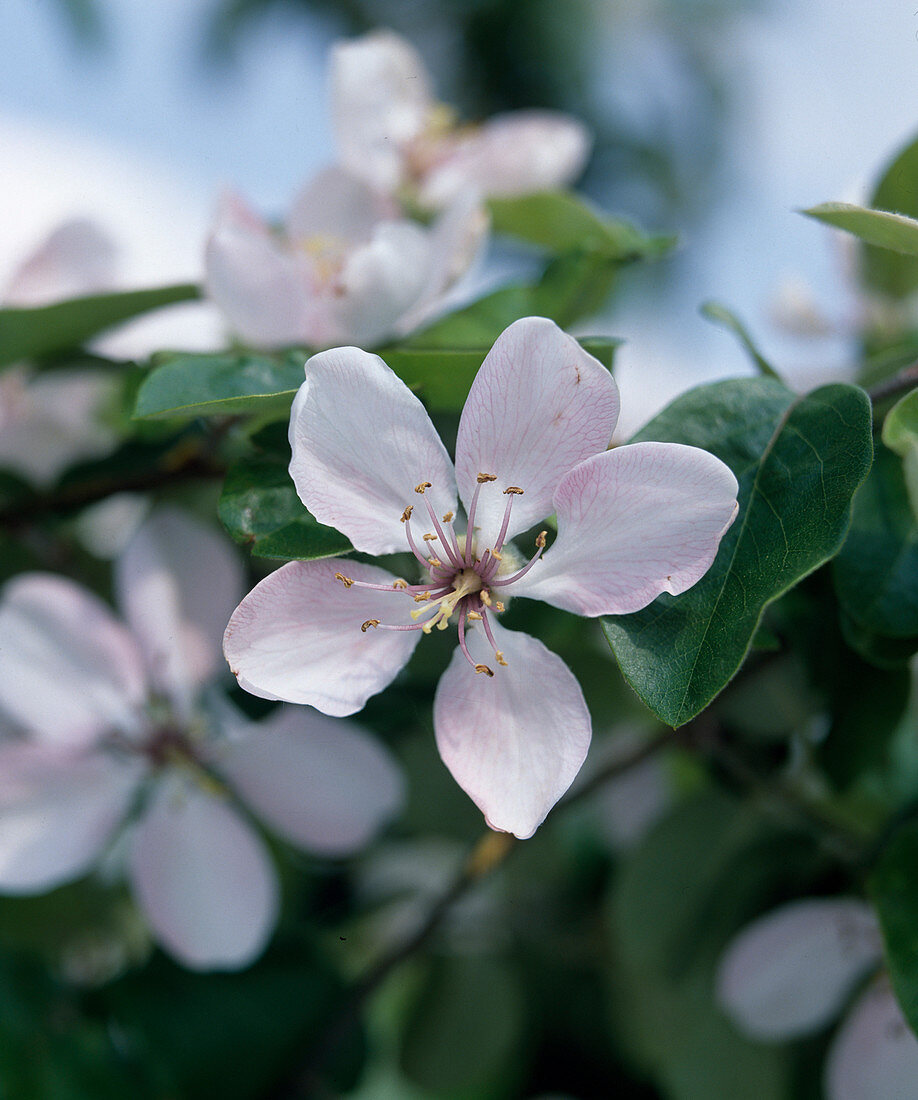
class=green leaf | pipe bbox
[603,379,873,727]
[219,456,352,560]
[802,202,918,258]
[0,284,199,368]
[834,445,918,639]
[488,190,675,259]
[870,819,918,1035]
[882,389,918,516]
[700,301,780,379]
[862,133,918,299]
[839,611,918,670]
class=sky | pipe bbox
[1,0,917,425]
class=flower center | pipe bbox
[333,472,547,677]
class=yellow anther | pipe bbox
[334,572,354,587]
[442,511,454,522]
[423,532,438,542]
[428,557,443,568]
[415,481,432,494]
[503,486,524,495]
[392,579,408,590]
[475,663,494,677]
[536,530,547,549]
[413,591,431,602]
[480,589,492,607]
[467,611,482,621]
[401,505,414,523]
[494,601,505,613]
[477,472,497,483]
[495,651,508,666]
[360,619,380,632]
[489,549,502,561]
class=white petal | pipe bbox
[4,218,117,306]
[0,742,142,893]
[286,166,397,244]
[223,559,421,717]
[826,981,918,1100]
[716,898,882,1040]
[454,317,619,544]
[115,508,244,715]
[288,345,456,554]
[420,111,592,209]
[433,619,591,839]
[509,442,739,616]
[330,30,433,193]
[128,775,279,971]
[218,704,404,857]
[0,574,147,746]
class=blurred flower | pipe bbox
[224,316,738,839]
[717,897,918,1099]
[0,219,120,484]
[0,508,403,971]
[204,166,487,350]
[330,30,592,210]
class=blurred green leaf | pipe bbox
[882,388,918,516]
[603,379,873,728]
[0,284,198,368]
[803,202,918,259]
[839,611,918,670]
[870,819,918,1035]
[861,133,918,299]
[219,455,352,560]
[700,300,780,379]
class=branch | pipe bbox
[867,361,918,408]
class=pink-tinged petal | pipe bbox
[0,742,142,893]
[508,442,739,616]
[328,221,432,347]
[455,317,619,544]
[288,345,456,554]
[420,112,592,209]
[4,218,117,306]
[0,574,147,746]
[218,704,404,857]
[128,775,279,971]
[287,166,397,244]
[204,192,312,348]
[716,898,882,1040]
[433,619,590,839]
[115,508,244,715]
[224,559,421,717]
[330,30,433,193]
[825,981,918,1100]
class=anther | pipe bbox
[442,511,454,522]
[476,472,497,483]
[475,663,494,677]
[360,619,380,632]
[334,572,354,587]
[494,601,505,613]
[413,592,431,602]
[503,486,524,495]
[401,505,414,523]
[489,550,502,561]
[467,611,482,621]
[422,532,437,542]
[536,530,547,549]
[393,579,408,589]
[495,651,508,666]
[428,557,443,568]
[415,481,432,494]
[480,589,492,607]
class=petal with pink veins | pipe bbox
[0,574,147,746]
[218,704,404,857]
[454,317,619,546]
[0,742,143,893]
[825,980,918,1100]
[433,618,590,839]
[224,559,421,717]
[128,774,279,971]
[115,508,244,717]
[420,111,592,209]
[716,898,882,1040]
[289,346,456,554]
[508,442,739,616]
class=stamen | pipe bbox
[490,486,524,558]
[475,664,494,677]
[442,511,454,522]
[477,472,497,483]
[393,579,409,590]
[344,576,438,595]
[415,481,432,494]
[401,505,414,523]
[503,486,524,495]
[494,600,505,613]
[536,530,547,548]
[403,511,439,569]
[479,604,508,668]
[422,495,465,569]
[360,619,380,632]
[490,536,547,588]
[423,533,438,542]
[334,572,353,587]
[467,610,482,620]
[464,475,495,565]
[480,589,492,607]
[413,591,432,602]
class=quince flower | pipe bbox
[204,166,487,350]
[330,30,592,210]
[0,509,403,970]
[224,317,738,839]
[717,898,918,1099]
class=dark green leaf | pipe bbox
[834,445,918,638]
[133,350,306,420]
[0,284,198,368]
[802,203,918,258]
[870,819,918,1035]
[839,612,918,670]
[700,301,780,379]
[219,456,352,560]
[862,133,918,299]
[603,379,873,727]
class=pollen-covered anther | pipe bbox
[415,481,432,494]
[422,533,437,542]
[495,651,508,666]
[489,550,502,561]
[480,589,492,607]
[467,611,482,620]
[503,486,524,495]
[442,511,454,522]
[360,619,380,632]
[413,591,431,602]
[334,572,354,587]
[475,663,494,677]
[401,505,414,523]
[477,472,497,483]
[428,557,443,568]
[536,530,547,549]
[392,578,409,590]
[494,601,505,613]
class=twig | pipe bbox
[867,361,918,407]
